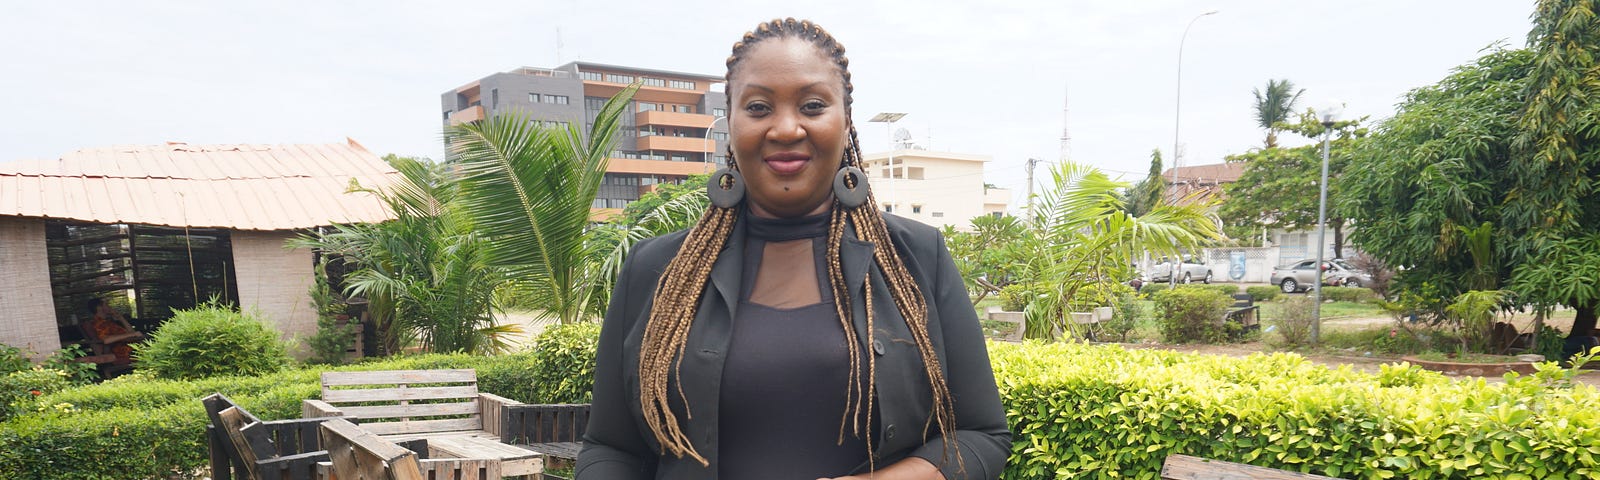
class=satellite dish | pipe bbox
[893,128,913,142]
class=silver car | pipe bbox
[1270,258,1371,293]
[1148,256,1213,284]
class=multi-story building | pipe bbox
[858,149,1011,230]
[441,62,729,217]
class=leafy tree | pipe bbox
[943,214,1034,300]
[585,175,709,316]
[1253,79,1305,148]
[449,84,640,325]
[1220,112,1366,258]
[1122,149,1165,218]
[1343,0,1600,356]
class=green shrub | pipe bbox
[1271,295,1316,346]
[1184,284,1240,296]
[0,367,75,422]
[998,283,1037,312]
[991,341,1600,479]
[134,302,291,380]
[1246,286,1281,302]
[1321,286,1377,303]
[1153,288,1233,343]
[41,345,99,386]
[1099,293,1143,343]
[0,345,28,375]
[527,322,601,404]
[1139,282,1174,295]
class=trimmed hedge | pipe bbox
[0,348,559,479]
[1153,288,1235,344]
[1322,286,1379,303]
[1246,286,1282,301]
[993,341,1600,479]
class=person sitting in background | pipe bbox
[86,298,144,364]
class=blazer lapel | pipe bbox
[676,213,745,470]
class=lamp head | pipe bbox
[1318,101,1344,127]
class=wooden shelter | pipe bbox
[0,139,397,360]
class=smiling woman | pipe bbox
[576,18,1010,480]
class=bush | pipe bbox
[1272,295,1316,346]
[1099,293,1143,343]
[998,283,1036,312]
[526,322,601,404]
[1153,288,1233,344]
[1245,286,1281,302]
[0,346,28,376]
[1322,286,1378,303]
[134,302,291,380]
[1184,284,1240,296]
[1139,282,1174,295]
[0,352,556,478]
[0,367,75,423]
[991,341,1600,479]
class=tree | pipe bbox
[1220,111,1366,258]
[943,214,1034,300]
[1342,0,1600,356]
[1122,149,1165,218]
[1252,79,1305,149]
[585,175,710,316]
[449,84,640,325]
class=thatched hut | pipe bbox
[0,139,396,360]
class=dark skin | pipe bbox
[727,36,940,480]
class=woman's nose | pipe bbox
[766,111,806,143]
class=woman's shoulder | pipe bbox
[878,212,946,256]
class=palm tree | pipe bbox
[449,84,640,324]
[1253,79,1305,149]
[1024,162,1223,339]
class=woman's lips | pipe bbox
[763,152,811,175]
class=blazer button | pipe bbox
[872,339,886,356]
[885,424,897,439]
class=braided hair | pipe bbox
[636,18,959,470]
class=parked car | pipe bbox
[1148,256,1213,284]
[1269,258,1372,293]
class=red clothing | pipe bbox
[90,314,134,363]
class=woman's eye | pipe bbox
[744,103,771,115]
[802,101,828,114]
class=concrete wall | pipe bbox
[231,230,315,357]
[0,217,62,360]
[862,150,1002,231]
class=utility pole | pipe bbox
[1025,157,1041,222]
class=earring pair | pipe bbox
[705,165,870,209]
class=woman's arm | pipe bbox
[575,239,657,480]
[904,230,1013,480]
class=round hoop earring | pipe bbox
[707,167,745,208]
[833,166,869,208]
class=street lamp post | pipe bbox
[869,112,907,212]
[702,115,726,173]
[1312,103,1342,345]
[1168,9,1217,287]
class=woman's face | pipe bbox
[728,37,849,218]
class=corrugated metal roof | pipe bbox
[0,139,398,230]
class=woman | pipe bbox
[578,18,1010,480]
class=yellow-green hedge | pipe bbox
[992,341,1600,479]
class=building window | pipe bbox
[712,132,728,141]
[672,105,693,113]
[884,204,894,213]
[545,95,569,105]
[643,78,666,87]
[932,212,945,218]
[671,154,688,162]
[443,110,452,120]
[669,80,695,89]
[528,93,540,103]
[579,71,602,81]
[491,88,499,107]
[637,102,661,112]
[912,205,922,214]
[713,107,727,117]
[991,212,1003,219]
[605,73,634,84]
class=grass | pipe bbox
[1411,351,1526,363]
[1258,298,1386,320]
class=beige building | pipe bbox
[859,150,1011,230]
[0,140,396,360]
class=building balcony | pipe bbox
[607,157,717,176]
[637,134,714,153]
[637,110,716,129]
[448,105,485,125]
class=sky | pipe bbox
[1,1,1535,210]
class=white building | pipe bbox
[859,150,1010,230]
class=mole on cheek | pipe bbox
[783,187,791,191]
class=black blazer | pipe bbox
[576,213,1011,480]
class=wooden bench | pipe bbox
[204,393,349,480]
[320,417,502,480]
[1224,294,1260,331]
[1161,454,1345,479]
[302,369,543,478]
[501,403,588,475]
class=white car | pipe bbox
[1148,256,1213,284]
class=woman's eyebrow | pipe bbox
[740,81,830,94]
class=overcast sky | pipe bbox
[1,1,1533,209]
